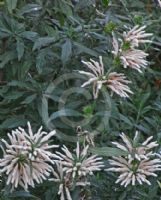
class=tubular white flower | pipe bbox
[106,156,161,187]
[51,142,103,199]
[78,56,133,98]
[50,162,91,200]
[106,132,161,187]
[50,163,72,200]
[0,122,58,191]
[106,72,133,98]
[112,27,151,73]
[17,122,59,163]
[53,142,104,179]
[120,49,148,73]
[78,56,106,99]
[112,132,158,161]
[123,25,153,48]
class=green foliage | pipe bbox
[0,0,161,199]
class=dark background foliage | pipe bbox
[0,0,161,199]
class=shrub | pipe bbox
[0,0,161,199]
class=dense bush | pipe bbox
[0,0,161,199]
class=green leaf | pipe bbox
[61,39,72,65]
[135,124,150,134]
[90,147,128,157]
[19,3,42,15]
[36,50,46,74]
[6,0,17,13]
[73,42,98,57]
[102,0,109,6]
[0,27,12,38]
[40,96,49,126]
[55,130,77,142]
[8,80,31,89]
[20,31,38,41]
[49,109,82,121]
[19,60,32,78]
[0,51,16,68]
[104,21,117,33]
[83,105,93,116]
[9,190,40,199]
[58,0,73,17]
[33,37,56,51]
[0,117,27,129]
[35,48,55,74]
[5,91,25,100]
[119,113,133,126]
[16,39,25,61]
[139,92,150,110]
[21,94,37,104]
[75,0,94,10]
[154,101,161,110]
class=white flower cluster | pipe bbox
[51,142,104,200]
[78,56,132,99]
[106,131,161,187]
[0,123,104,199]
[123,25,152,48]
[0,122,58,191]
[77,26,152,99]
[112,25,152,73]
[1,122,161,196]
